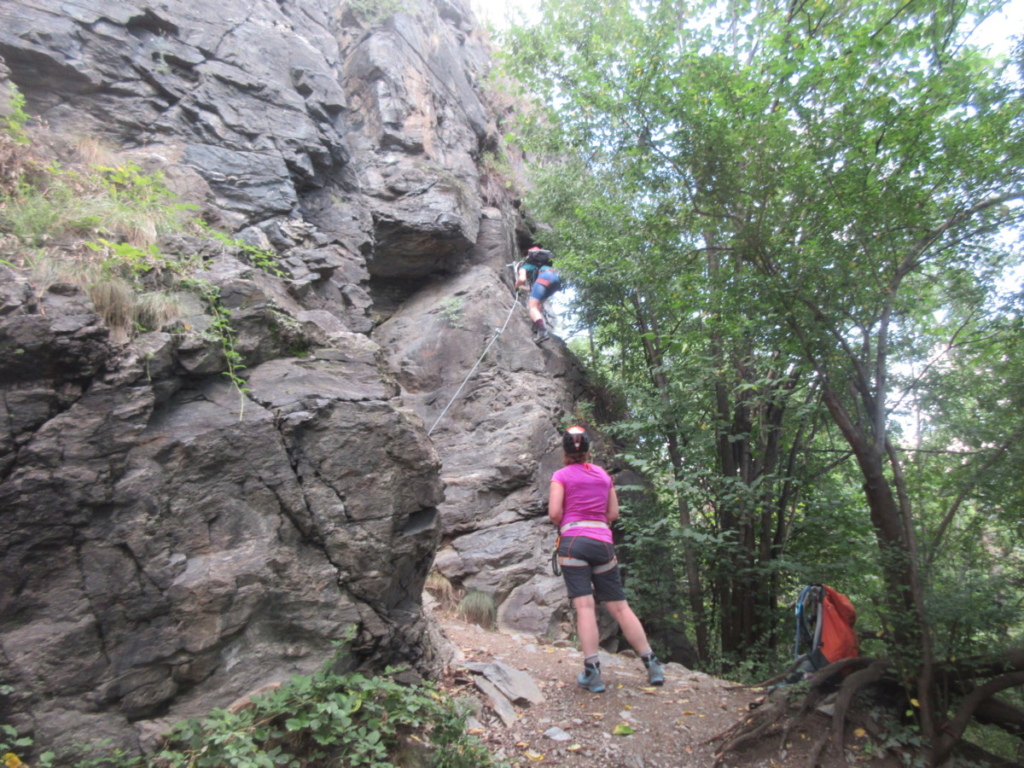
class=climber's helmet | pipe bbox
[562,426,590,455]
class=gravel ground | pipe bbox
[436,613,901,768]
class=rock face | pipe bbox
[0,0,590,756]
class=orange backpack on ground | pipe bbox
[795,584,859,670]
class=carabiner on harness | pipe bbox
[551,535,561,576]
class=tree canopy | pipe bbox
[498,0,1024,762]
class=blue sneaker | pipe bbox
[644,656,665,686]
[577,665,605,693]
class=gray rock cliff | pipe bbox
[0,0,590,756]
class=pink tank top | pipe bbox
[551,463,614,543]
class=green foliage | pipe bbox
[1,722,55,768]
[180,277,249,416]
[94,162,175,209]
[85,238,174,278]
[1,160,194,247]
[0,132,265,412]
[69,662,501,768]
[501,4,1024,742]
[438,296,465,329]
[345,0,404,25]
[457,589,496,630]
[1,83,30,145]
[200,223,285,277]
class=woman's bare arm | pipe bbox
[606,485,620,523]
[549,481,565,525]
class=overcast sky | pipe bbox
[471,0,1024,54]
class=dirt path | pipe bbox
[435,612,895,767]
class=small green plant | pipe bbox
[85,238,171,278]
[94,162,173,208]
[457,589,496,630]
[346,0,405,24]
[181,277,249,417]
[1,83,30,145]
[1,723,55,768]
[200,223,285,277]
[439,296,465,329]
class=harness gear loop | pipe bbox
[551,534,562,576]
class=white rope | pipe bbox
[427,294,521,436]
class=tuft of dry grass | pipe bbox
[457,589,496,630]
[425,571,458,611]
[73,135,120,167]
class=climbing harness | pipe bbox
[556,552,618,573]
[559,520,609,534]
[427,265,522,436]
[551,524,617,577]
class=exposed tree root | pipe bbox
[708,691,788,767]
[933,670,1024,765]
[712,651,1024,767]
[709,656,878,767]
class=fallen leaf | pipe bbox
[524,749,545,761]
[641,687,659,694]
[515,741,530,748]
[612,723,635,736]
[568,744,583,752]
[854,728,867,738]
[682,710,696,715]
[624,704,633,710]
[910,698,920,707]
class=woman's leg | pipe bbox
[572,594,601,656]
[604,600,652,656]
[528,296,543,323]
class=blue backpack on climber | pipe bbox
[515,246,562,342]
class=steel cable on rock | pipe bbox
[427,289,522,436]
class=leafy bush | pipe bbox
[73,663,501,768]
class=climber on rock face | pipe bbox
[515,246,561,343]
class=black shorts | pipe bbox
[558,535,626,602]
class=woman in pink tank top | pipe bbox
[548,426,665,693]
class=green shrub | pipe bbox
[199,222,285,277]
[1,84,30,145]
[74,662,503,768]
[439,296,465,329]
